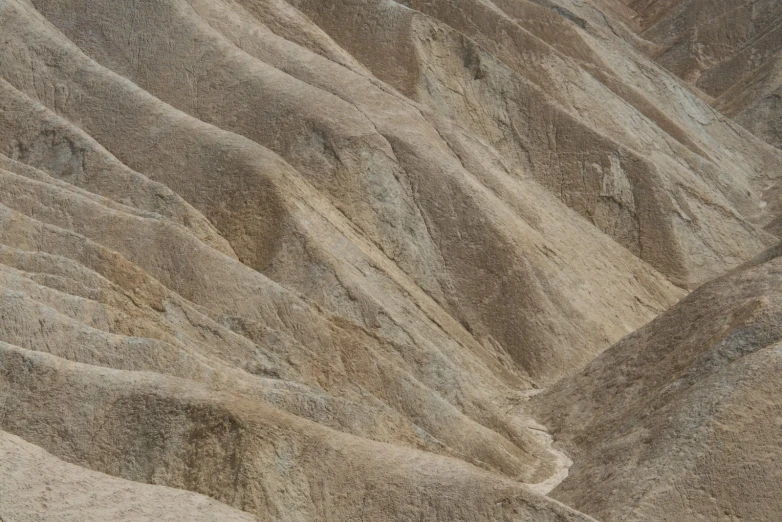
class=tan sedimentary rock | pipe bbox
[531,245,782,521]
[0,430,259,522]
[0,0,780,520]
[605,0,782,155]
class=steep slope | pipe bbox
[717,57,782,150]
[531,244,782,521]
[289,0,782,286]
[0,0,690,389]
[0,431,260,522]
[604,0,782,151]
[0,0,676,519]
[626,0,782,89]
[24,0,782,289]
[1,0,781,520]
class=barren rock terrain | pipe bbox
[615,0,782,152]
[532,246,782,521]
[0,0,780,521]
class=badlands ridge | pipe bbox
[1,0,781,520]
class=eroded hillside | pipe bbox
[606,0,782,152]
[532,246,782,521]
[0,0,780,521]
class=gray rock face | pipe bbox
[0,0,780,521]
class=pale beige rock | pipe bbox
[0,0,780,520]
[531,245,782,521]
[0,430,260,521]
[290,0,782,286]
